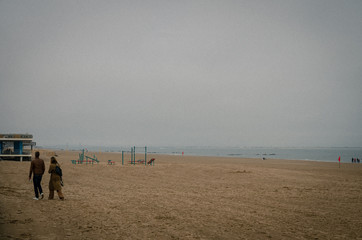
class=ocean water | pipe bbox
[146,146,362,163]
[61,145,362,163]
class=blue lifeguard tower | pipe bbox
[0,134,35,161]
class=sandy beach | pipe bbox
[0,150,361,239]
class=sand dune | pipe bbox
[1,150,361,239]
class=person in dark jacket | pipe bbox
[29,151,45,200]
[48,157,64,200]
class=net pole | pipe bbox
[145,146,147,166]
[133,146,136,165]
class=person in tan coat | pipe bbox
[48,157,64,200]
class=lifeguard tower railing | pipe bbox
[0,134,35,161]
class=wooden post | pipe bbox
[122,151,124,165]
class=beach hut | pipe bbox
[0,134,35,161]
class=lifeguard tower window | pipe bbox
[0,134,35,161]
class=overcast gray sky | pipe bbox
[1,0,361,147]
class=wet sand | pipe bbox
[1,150,361,239]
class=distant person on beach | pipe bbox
[29,151,45,200]
[48,157,64,200]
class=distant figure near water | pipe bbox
[351,158,360,163]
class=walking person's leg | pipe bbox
[48,180,54,199]
[57,190,64,200]
[33,175,39,199]
[37,175,44,199]
[48,190,54,199]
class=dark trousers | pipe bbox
[33,174,43,198]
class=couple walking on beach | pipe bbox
[28,151,64,200]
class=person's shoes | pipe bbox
[40,193,44,199]
[33,197,39,200]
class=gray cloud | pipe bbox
[1,0,361,147]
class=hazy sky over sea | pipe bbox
[1,0,361,147]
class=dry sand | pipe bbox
[0,150,361,240]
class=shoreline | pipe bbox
[32,147,359,164]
